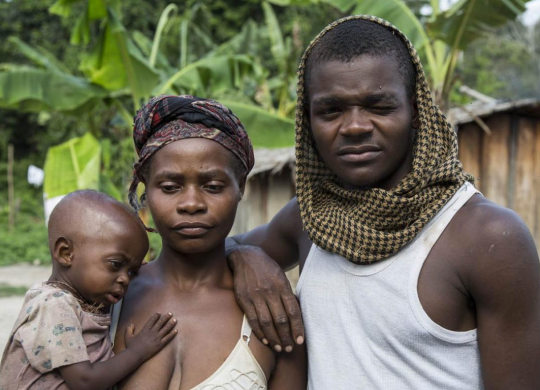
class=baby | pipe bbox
[0,190,177,390]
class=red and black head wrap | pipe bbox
[128,95,254,214]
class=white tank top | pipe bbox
[297,182,483,390]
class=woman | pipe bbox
[113,95,306,390]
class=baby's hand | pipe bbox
[124,312,178,360]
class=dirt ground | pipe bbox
[0,264,51,356]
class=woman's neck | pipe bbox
[153,242,232,292]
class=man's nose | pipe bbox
[176,187,207,214]
[339,108,374,136]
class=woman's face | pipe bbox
[145,138,244,255]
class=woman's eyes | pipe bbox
[160,183,181,193]
[159,182,225,193]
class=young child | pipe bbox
[112,95,306,389]
[0,190,178,390]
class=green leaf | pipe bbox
[263,2,288,72]
[79,8,159,104]
[428,0,531,50]
[347,0,431,53]
[158,55,263,96]
[43,132,101,199]
[322,0,357,12]
[220,101,295,148]
[0,66,108,112]
[8,37,71,74]
[49,0,83,17]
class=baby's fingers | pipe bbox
[161,328,178,345]
[159,316,178,338]
[142,313,162,331]
[152,312,174,331]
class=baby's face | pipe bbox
[67,213,149,306]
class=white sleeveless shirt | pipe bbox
[297,183,483,390]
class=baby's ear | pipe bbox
[53,237,73,267]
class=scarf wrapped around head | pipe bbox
[128,95,254,215]
[295,15,474,264]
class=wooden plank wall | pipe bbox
[458,114,540,249]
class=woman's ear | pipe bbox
[53,237,73,267]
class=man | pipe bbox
[227,16,540,389]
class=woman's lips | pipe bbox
[175,227,210,236]
[173,222,212,237]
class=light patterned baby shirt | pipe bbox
[0,283,114,390]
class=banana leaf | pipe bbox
[0,66,108,112]
[221,101,295,149]
[43,132,101,200]
[428,0,530,50]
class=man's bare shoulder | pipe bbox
[449,193,539,289]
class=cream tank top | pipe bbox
[297,182,484,390]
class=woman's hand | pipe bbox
[228,245,305,353]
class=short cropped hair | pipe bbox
[305,19,416,100]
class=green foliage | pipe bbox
[458,22,540,100]
[0,157,51,266]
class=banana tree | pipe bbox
[321,0,532,110]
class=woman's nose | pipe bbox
[339,108,374,136]
[176,187,207,214]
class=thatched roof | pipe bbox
[251,98,540,176]
[249,147,295,177]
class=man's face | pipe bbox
[308,55,418,190]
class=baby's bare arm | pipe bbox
[59,313,177,390]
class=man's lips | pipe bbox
[172,222,213,237]
[337,145,381,163]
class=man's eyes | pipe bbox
[204,182,225,192]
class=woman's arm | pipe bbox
[268,340,307,390]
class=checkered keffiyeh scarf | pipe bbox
[129,95,254,215]
[295,15,474,264]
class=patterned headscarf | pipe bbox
[129,95,254,214]
[295,15,474,264]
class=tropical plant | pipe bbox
[321,0,533,110]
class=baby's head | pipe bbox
[128,95,254,256]
[48,190,149,306]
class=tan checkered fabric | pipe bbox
[295,15,474,264]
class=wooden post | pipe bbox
[7,144,14,232]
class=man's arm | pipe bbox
[59,313,177,390]
[227,198,307,352]
[469,206,540,389]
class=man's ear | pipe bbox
[53,237,73,267]
[411,97,420,129]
